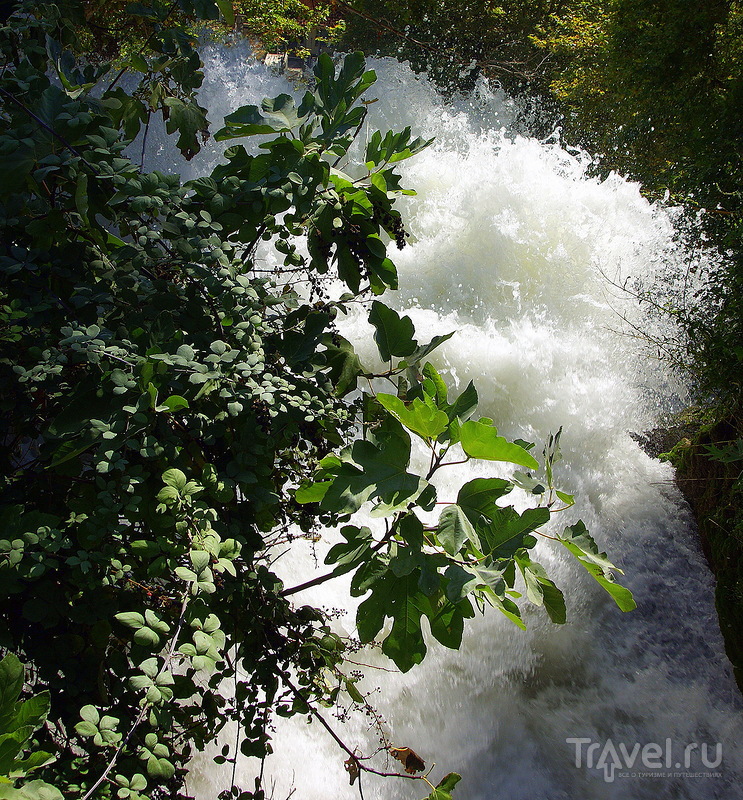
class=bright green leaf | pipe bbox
[460,421,540,469]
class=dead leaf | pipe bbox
[344,755,360,785]
[389,746,426,774]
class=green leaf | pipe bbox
[516,554,566,623]
[156,486,180,505]
[315,419,430,515]
[130,774,147,791]
[7,692,49,733]
[558,522,636,612]
[0,655,24,729]
[401,332,455,368]
[163,97,209,160]
[543,427,563,488]
[133,627,161,647]
[215,0,234,25]
[261,93,304,129]
[436,505,480,555]
[344,679,364,704]
[492,595,527,629]
[160,395,189,412]
[540,581,567,623]
[421,592,465,650]
[47,434,99,469]
[10,748,55,774]
[323,334,365,396]
[325,526,374,575]
[294,481,331,504]
[512,471,547,495]
[379,574,427,672]
[114,612,145,630]
[368,301,417,362]
[449,381,478,422]
[146,755,175,780]
[162,469,187,491]
[459,421,540,469]
[190,550,210,574]
[444,564,479,602]
[74,721,99,737]
[0,780,64,799]
[74,172,88,219]
[144,610,169,634]
[420,362,449,408]
[377,394,449,439]
[422,772,461,800]
[456,478,513,527]
[79,705,99,724]
[559,521,621,573]
[215,95,301,140]
[593,577,636,612]
[479,506,549,558]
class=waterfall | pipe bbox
[153,44,743,800]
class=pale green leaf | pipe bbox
[460,421,540,469]
[377,393,449,439]
[436,505,480,555]
[161,469,187,490]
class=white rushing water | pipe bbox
[155,44,743,800]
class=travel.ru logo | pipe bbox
[566,737,723,782]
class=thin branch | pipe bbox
[79,705,147,800]
[280,673,423,784]
[0,87,95,170]
[280,567,341,598]
[279,524,396,598]
[333,0,435,52]
[140,109,152,168]
[81,592,189,800]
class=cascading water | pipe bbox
[150,44,743,800]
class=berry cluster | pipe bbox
[251,398,271,431]
[373,206,408,249]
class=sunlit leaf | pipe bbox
[377,393,449,439]
[459,420,540,469]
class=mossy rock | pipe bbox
[673,414,743,691]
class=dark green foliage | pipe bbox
[338,0,559,92]
[0,653,61,798]
[299,361,634,673]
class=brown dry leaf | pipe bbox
[389,746,426,774]
[344,755,360,785]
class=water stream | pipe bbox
[149,45,743,800]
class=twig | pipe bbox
[140,109,152,167]
[0,87,95,170]
[280,567,342,597]
[81,592,189,800]
[280,673,423,784]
